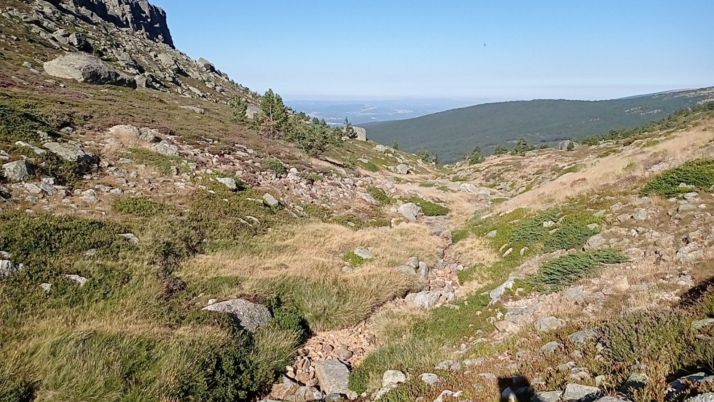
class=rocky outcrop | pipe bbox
[64,0,174,47]
[44,52,136,87]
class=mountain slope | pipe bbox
[364,88,714,163]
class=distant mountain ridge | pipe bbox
[364,87,714,163]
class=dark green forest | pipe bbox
[364,87,714,163]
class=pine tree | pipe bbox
[228,95,248,123]
[344,117,356,139]
[494,144,508,155]
[259,89,288,138]
[467,146,485,165]
[511,137,535,156]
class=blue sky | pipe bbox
[151,0,713,102]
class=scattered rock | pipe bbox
[0,260,23,276]
[119,233,139,244]
[421,373,440,386]
[398,203,421,222]
[152,141,179,156]
[3,160,33,182]
[562,383,601,402]
[396,164,410,174]
[382,370,407,388]
[532,391,563,402]
[217,177,237,190]
[202,299,271,332]
[685,394,714,402]
[353,247,374,260]
[568,328,598,345]
[541,341,562,354]
[405,291,442,309]
[44,142,96,163]
[64,274,88,286]
[535,316,566,332]
[676,242,703,263]
[692,319,714,330]
[315,359,350,396]
[263,193,280,207]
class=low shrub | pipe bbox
[125,148,187,176]
[36,152,95,185]
[641,158,714,198]
[112,196,166,217]
[543,212,601,252]
[264,158,286,176]
[531,249,627,291]
[406,196,449,216]
[367,186,393,205]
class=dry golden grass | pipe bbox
[497,124,714,212]
[180,221,441,281]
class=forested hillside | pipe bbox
[364,88,714,163]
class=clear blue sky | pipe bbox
[151,0,713,102]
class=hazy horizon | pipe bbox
[152,0,713,102]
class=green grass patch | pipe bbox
[362,160,380,172]
[530,249,628,291]
[641,158,714,198]
[406,196,449,216]
[342,251,365,267]
[112,196,166,217]
[558,164,581,176]
[125,148,188,176]
[367,186,394,205]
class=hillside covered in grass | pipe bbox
[364,89,714,163]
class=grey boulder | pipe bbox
[398,203,421,222]
[3,160,33,182]
[562,383,601,402]
[44,142,96,163]
[44,52,136,88]
[202,299,271,332]
[315,359,350,396]
[152,141,178,156]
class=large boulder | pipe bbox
[43,142,97,163]
[315,359,350,396]
[398,203,421,222]
[202,299,271,332]
[43,53,136,88]
[2,160,33,182]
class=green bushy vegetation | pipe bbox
[641,158,714,198]
[250,89,343,156]
[466,146,485,164]
[406,196,449,216]
[0,98,57,143]
[582,101,714,145]
[125,148,188,175]
[264,157,286,176]
[530,249,628,291]
[367,186,393,205]
[36,151,96,186]
[112,196,166,217]
[330,214,390,230]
